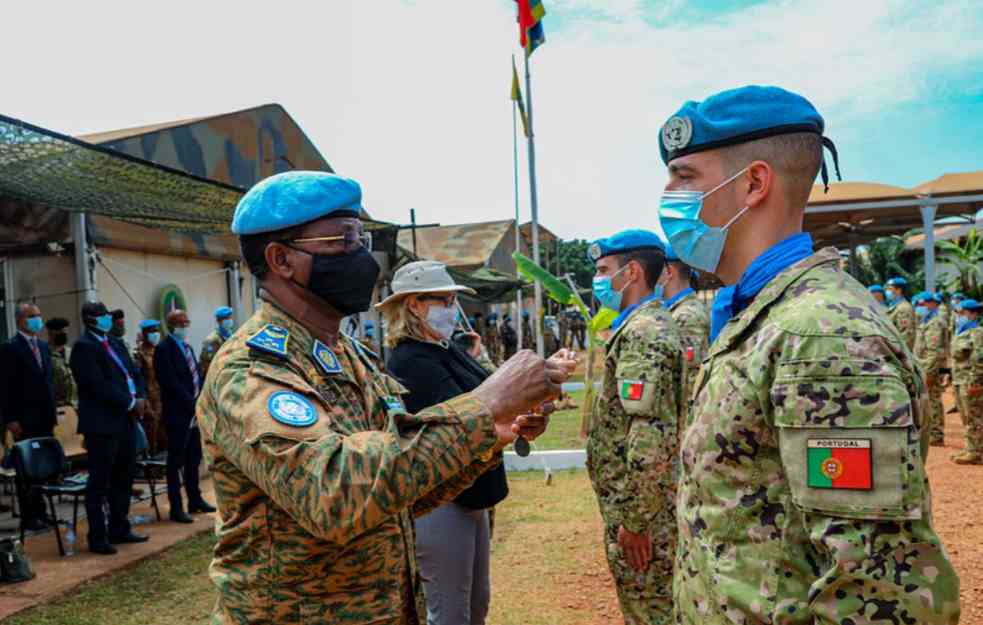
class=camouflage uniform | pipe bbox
[197,300,502,625]
[50,346,77,408]
[887,298,917,350]
[133,342,166,455]
[485,323,501,364]
[914,310,946,445]
[199,328,227,380]
[950,323,983,462]
[665,291,709,427]
[587,299,683,625]
[676,249,960,624]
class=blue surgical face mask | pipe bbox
[657,167,750,274]
[220,318,235,333]
[172,326,189,341]
[957,316,972,332]
[147,332,161,346]
[94,314,113,333]
[915,306,928,319]
[25,316,44,334]
[593,264,630,311]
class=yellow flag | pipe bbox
[511,58,530,138]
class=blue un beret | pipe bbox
[934,293,945,303]
[214,306,234,319]
[960,299,981,312]
[868,285,884,294]
[659,85,841,189]
[588,229,666,263]
[886,277,907,288]
[231,171,363,236]
[139,319,161,331]
[914,291,932,304]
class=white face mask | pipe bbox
[426,305,458,340]
[172,326,189,341]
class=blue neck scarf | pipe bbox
[709,233,814,343]
[957,319,978,335]
[920,308,938,324]
[612,292,661,331]
[665,287,694,311]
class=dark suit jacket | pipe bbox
[153,334,200,426]
[70,331,144,437]
[0,333,57,436]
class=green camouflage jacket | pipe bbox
[676,248,959,624]
[197,300,500,625]
[587,298,683,537]
[50,346,77,408]
[199,328,226,380]
[132,343,162,420]
[667,290,709,422]
[887,298,917,350]
[950,324,983,387]
[914,311,946,381]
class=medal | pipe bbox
[514,436,530,457]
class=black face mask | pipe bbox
[291,246,380,316]
[111,324,126,338]
[52,333,68,347]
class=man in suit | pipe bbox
[1,303,57,531]
[154,309,215,523]
[70,301,150,555]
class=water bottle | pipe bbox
[64,523,76,557]
[131,514,151,526]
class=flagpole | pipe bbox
[512,88,525,352]
[523,48,545,358]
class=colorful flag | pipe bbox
[516,0,546,55]
[807,439,873,490]
[511,58,530,137]
[620,380,644,401]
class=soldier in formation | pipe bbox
[885,276,916,349]
[655,249,708,425]
[586,229,683,625]
[867,283,886,305]
[197,170,576,624]
[485,311,501,364]
[657,85,958,623]
[950,298,983,465]
[132,319,166,456]
[45,317,77,410]
[501,314,517,359]
[913,292,946,446]
[199,306,236,380]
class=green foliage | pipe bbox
[554,239,595,291]
[937,229,983,300]
[848,233,925,292]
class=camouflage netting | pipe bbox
[0,114,243,233]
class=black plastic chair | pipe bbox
[11,437,86,556]
[135,454,167,522]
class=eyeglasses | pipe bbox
[419,294,457,307]
[290,230,372,252]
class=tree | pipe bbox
[848,233,925,293]
[554,239,595,291]
[937,229,983,300]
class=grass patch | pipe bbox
[7,472,618,625]
[518,389,586,451]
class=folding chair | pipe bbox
[135,453,167,522]
[11,437,86,556]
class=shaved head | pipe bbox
[166,309,190,328]
[719,132,822,207]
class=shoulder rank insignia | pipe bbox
[267,390,318,427]
[312,339,343,375]
[345,333,378,363]
[246,323,290,358]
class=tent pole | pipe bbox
[921,203,938,292]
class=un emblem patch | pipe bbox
[267,391,318,427]
[588,242,602,261]
[662,116,693,151]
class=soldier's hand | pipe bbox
[473,350,574,424]
[618,525,652,572]
[511,402,555,440]
[464,332,483,358]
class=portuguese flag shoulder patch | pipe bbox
[807,439,873,490]
[620,380,644,401]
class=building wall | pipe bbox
[6,253,82,342]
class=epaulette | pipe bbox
[246,323,290,358]
[344,333,381,371]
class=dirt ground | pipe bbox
[492,388,982,625]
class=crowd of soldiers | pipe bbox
[871,278,983,464]
[469,307,587,367]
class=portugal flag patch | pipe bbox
[620,380,644,401]
[807,439,873,490]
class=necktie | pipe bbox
[29,338,41,369]
[181,341,200,396]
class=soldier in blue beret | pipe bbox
[952,299,983,464]
[656,86,959,624]
[867,284,886,305]
[587,228,684,624]
[198,306,236,380]
[199,171,576,624]
[884,277,916,348]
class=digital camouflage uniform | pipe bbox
[914,310,946,445]
[485,323,501,365]
[196,300,502,625]
[587,299,684,625]
[676,249,960,624]
[950,323,983,462]
[199,328,227,380]
[666,291,709,427]
[50,346,77,408]
[133,342,166,455]
[887,298,916,350]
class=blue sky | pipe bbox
[3,0,982,239]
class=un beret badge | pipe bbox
[588,242,602,261]
[662,116,693,151]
